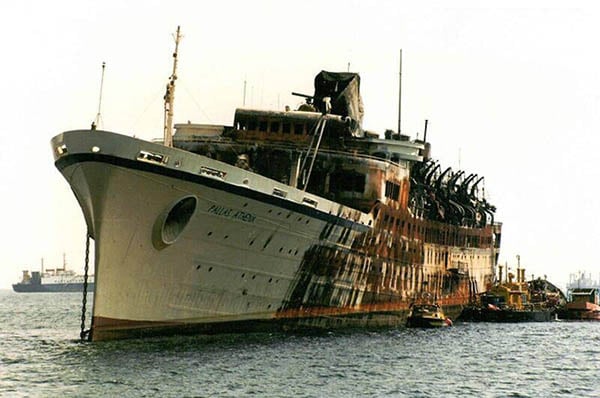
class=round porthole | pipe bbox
[153,196,197,249]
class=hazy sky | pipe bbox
[1,0,599,289]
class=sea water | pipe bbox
[1,290,598,397]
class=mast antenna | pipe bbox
[92,62,106,130]
[397,49,402,135]
[164,26,182,147]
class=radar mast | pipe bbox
[163,26,182,147]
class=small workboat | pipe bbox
[558,288,600,321]
[406,304,452,328]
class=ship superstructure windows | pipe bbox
[234,110,320,138]
[137,150,168,165]
[302,197,319,208]
[385,181,401,200]
[330,171,366,194]
[231,109,366,144]
[273,188,288,198]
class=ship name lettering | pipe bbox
[232,210,256,223]
[207,205,255,223]
[208,205,233,217]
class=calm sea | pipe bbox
[1,290,598,397]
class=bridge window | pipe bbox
[385,181,400,200]
[294,123,304,135]
[330,171,365,193]
[282,122,291,134]
[259,121,268,132]
[270,121,280,133]
[248,119,257,131]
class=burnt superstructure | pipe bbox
[172,71,501,313]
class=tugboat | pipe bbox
[406,303,452,328]
[558,273,600,321]
[459,259,565,322]
[558,288,600,320]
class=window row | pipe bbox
[235,118,315,135]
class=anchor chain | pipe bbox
[80,231,91,341]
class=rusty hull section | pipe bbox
[277,201,499,324]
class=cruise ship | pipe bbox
[51,28,501,340]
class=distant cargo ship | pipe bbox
[12,257,94,293]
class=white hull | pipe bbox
[53,130,374,339]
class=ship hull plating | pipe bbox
[53,130,497,341]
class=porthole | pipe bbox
[152,196,197,249]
